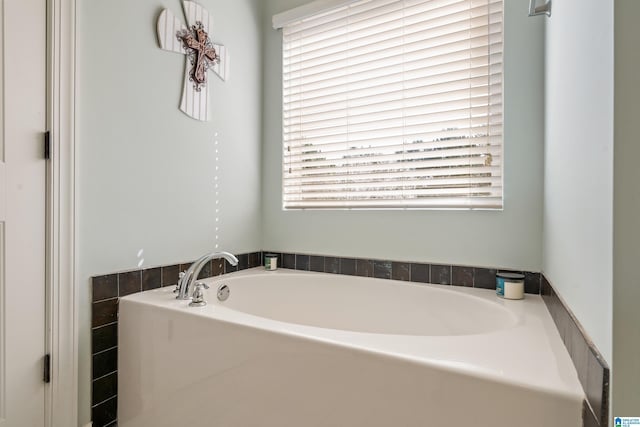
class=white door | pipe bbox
[0,0,47,426]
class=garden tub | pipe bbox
[118,268,583,427]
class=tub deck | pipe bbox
[118,268,584,427]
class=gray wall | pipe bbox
[613,0,640,416]
[542,0,613,365]
[261,0,545,272]
[77,0,263,424]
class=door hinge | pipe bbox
[43,354,51,383]
[44,131,51,160]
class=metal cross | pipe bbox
[179,23,219,88]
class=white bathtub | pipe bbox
[118,268,584,427]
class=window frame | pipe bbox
[276,0,504,211]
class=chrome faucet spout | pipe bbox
[177,251,238,300]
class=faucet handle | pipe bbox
[173,271,186,293]
[189,282,209,307]
[196,281,210,290]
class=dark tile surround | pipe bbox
[91,251,606,427]
[542,275,610,427]
[90,251,262,426]
[262,251,541,294]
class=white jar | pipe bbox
[264,254,278,271]
[496,272,525,300]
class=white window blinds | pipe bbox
[281,0,503,209]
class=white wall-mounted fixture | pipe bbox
[529,0,552,17]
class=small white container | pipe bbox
[496,272,525,300]
[264,254,278,271]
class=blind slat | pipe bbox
[284,27,502,77]
[284,46,501,86]
[281,0,503,210]
[288,169,502,185]
[287,146,502,172]
[283,9,502,61]
[284,176,502,193]
[287,134,501,156]
[284,115,503,146]
[287,130,501,156]
[284,54,503,103]
[286,165,502,185]
[283,186,503,200]
[283,198,502,209]
[285,93,502,132]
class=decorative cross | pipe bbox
[157,1,228,121]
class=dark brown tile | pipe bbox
[93,274,118,302]
[92,323,118,354]
[431,264,451,285]
[224,259,238,273]
[550,292,563,332]
[339,258,356,275]
[237,253,249,270]
[586,348,605,424]
[142,267,161,291]
[355,259,373,277]
[569,319,590,390]
[524,272,541,294]
[118,271,141,297]
[601,368,610,427]
[310,256,324,272]
[373,260,391,279]
[249,252,261,268]
[582,401,598,427]
[179,262,193,274]
[542,276,558,320]
[473,267,496,290]
[562,313,577,358]
[92,299,118,328]
[541,274,609,427]
[92,396,117,427]
[197,260,212,279]
[392,262,410,281]
[161,264,180,287]
[93,347,117,379]
[282,253,296,269]
[410,263,429,283]
[452,266,473,287]
[296,254,310,271]
[553,300,571,346]
[324,257,340,274]
[212,259,224,276]
[92,372,117,405]
[541,274,552,297]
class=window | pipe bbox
[276,0,503,209]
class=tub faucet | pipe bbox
[176,251,238,300]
